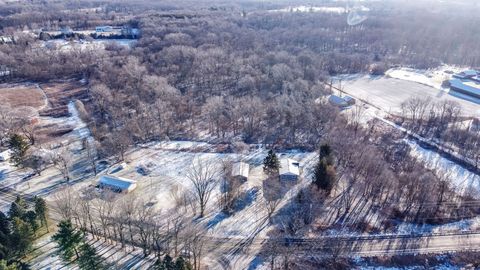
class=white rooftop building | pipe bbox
[98,175,137,193]
[279,158,300,181]
[232,161,249,181]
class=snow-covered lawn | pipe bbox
[385,65,463,90]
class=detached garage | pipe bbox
[279,158,300,181]
[98,175,137,193]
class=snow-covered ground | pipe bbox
[385,65,464,90]
[41,38,136,51]
[405,139,480,197]
[0,100,93,213]
[269,5,346,13]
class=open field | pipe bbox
[341,76,480,117]
[0,83,46,110]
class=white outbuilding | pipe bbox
[98,175,137,193]
[232,161,249,182]
[279,158,300,181]
[0,150,12,162]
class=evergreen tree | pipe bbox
[8,134,29,167]
[174,257,192,270]
[8,196,27,220]
[34,197,48,232]
[155,255,192,270]
[313,161,336,194]
[0,212,10,260]
[77,242,103,270]
[319,143,333,165]
[0,260,20,270]
[25,211,38,234]
[263,149,279,175]
[53,220,83,262]
[9,217,34,257]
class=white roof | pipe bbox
[232,162,249,178]
[98,175,136,191]
[279,158,300,176]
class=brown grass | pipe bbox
[0,84,46,109]
[39,82,88,108]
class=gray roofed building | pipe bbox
[328,95,355,108]
[98,175,137,193]
[453,70,478,79]
[232,161,249,181]
[279,158,300,181]
[448,78,480,99]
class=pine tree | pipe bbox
[0,212,10,260]
[174,257,192,270]
[34,197,48,232]
[0,260,20,270]
[10,217,34,257]
[25,211,38,234]
[53,220,83,262]
[8,134,29,167]
[313,160,336,194]
[77,242,103,270]
[163,254,174,269]
[263,149,279,175]
[8,196,27,220]
[319,143,333,164]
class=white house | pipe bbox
[232,161,249,182]
[279,158,300,181]
[0,150,12,162]
[98,175,137,193]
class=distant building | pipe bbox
[328,95,355,108]
[0,150,12,162]
[98,175,137,193]
[96,26,113,32]
[231,161,249,182]
[279,158,300,181]
[448,77,480,99]
[453,70,478,80]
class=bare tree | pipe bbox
[49,148,73,182]
[52,186,77,222]
[83,138,98,175]
[186,157,219,217]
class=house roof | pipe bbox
[449,78,480,97]
[232,162,249,178]
[461,70,478,77]
[279,158,300,176]
[98,175,137,191]
[328,95,349,107]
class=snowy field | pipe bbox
[269,5,346,13]
[41,39,137,51]
[0,100,92,213]
[340,75,480,117]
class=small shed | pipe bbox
[0,150,12,162]
[232,161,249,182]
[279,158,300,181]
[98,175,137,193]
